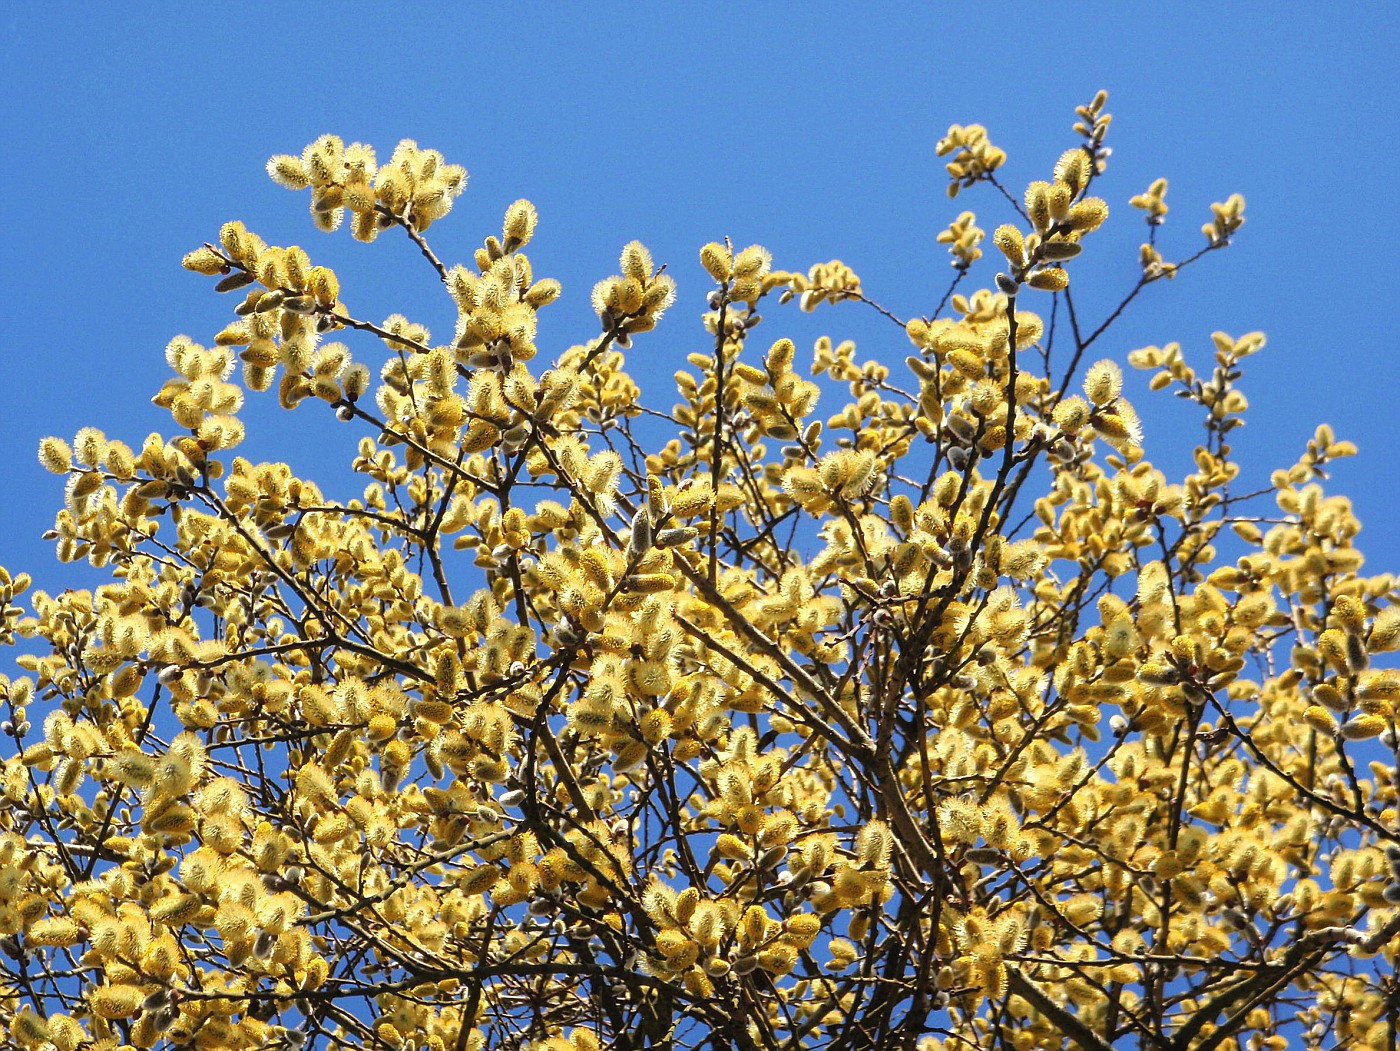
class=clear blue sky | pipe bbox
[3,3,1398,590]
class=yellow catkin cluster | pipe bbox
[937,210,986,269]
[5,93,1394,1051]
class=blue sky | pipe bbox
[3,3,1399,590]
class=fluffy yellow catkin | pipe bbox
[10,94,1394,1051]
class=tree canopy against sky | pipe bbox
[3,4,1399,587]
[2,75,1400,1051]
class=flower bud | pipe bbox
[629,506,653,555]
[704,956,731,977]
[1039,240,1083,262]
[731,955,759,976]
[757,846,787,870]
[214,271,257,293]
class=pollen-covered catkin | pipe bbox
[11,100,1382,1051]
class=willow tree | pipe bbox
[2,91,1398,1051]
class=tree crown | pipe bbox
[3,90,1398,1051]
